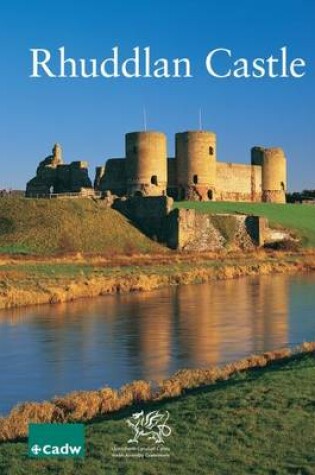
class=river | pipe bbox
[0,273,314,414]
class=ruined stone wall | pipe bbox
[55,165,70,193]
[112,195,173,241]
[55,162,92,193]
[26,144,93,197]
[98,158,126,196]
[251,165,263,201]
[69,161,92,192]
[167,209,267,250]
[26,144,62,196]
[110,195,267,251]
[167,157,177,199]
[216,163,262,202]
[26,167,56,196]
[166,209,224,250]
[94,166,105,189]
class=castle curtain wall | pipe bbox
[216,163,262,202]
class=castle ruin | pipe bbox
[26,130,287,203]
[25,144,93,197]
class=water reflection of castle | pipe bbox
[0,276,288,383]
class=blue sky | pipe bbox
[0,0,314,190]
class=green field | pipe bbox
[0,354,315,474]
[176,201,315,247]
[0,197,165,255]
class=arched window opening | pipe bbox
[207,190,213,200]
[151,175,158,185]
[193,175,198,184]
[209,146,214,156]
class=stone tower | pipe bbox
[52,143,63,165]
[94,166,105,189]
[125,131,167,196]
[175,130,216,201]
[251,146,286,203]
[262,148,287,203]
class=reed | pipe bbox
[1,342,314,442]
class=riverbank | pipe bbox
[0,343,315,473]
[1,251,315,310]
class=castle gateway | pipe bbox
[26,130,287,204]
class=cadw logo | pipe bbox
[28,423,85,458]
[126,410,171,444]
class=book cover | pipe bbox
[0,1,315,474]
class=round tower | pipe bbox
[125,131,167,196]
[262,147,287,203]
[175,130,216,201]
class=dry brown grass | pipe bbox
[1,253,315,311]
[1,343,315,442]
[0,270,26,281]
[0,402,55,440]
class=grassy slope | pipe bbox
[175,201,315,247]
[0,197,165,255]
[0,354,315,474]
[1,198,315,255]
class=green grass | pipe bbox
[0,197,166,255]
[1,197,314,256]
[175,201,315,247]
[1,354,315,474]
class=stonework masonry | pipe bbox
[175,131,216,201]
[24,135,288,252]
[112,196,268,251]
[167,209,267,251]
[113,195,173,242]
[125,132,167,196]
[251,146,286,203]
[97,130,287,204]
[26,129,287,204]
[26,144,93,197]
